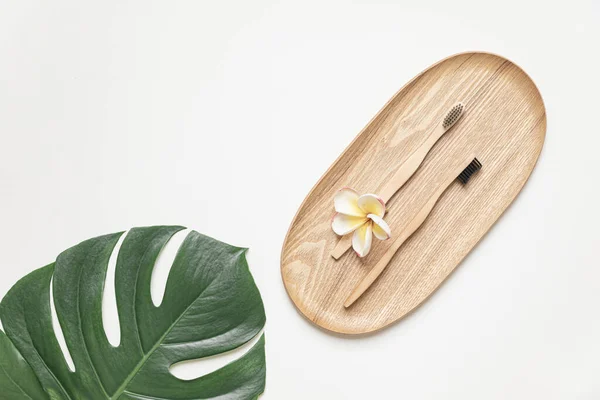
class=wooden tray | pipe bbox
[280,52,546,335]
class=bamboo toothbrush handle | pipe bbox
[331,126,445,260]
[343,157,474,307]
[379,126,445,202]
[343,191,443,308]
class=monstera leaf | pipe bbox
[0,226,266,399]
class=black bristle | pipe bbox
[457,158,482,184]
[443,103,464,129]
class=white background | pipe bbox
[1,1,599,399]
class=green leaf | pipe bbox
[0,226,266,399]
[0,330,48,399]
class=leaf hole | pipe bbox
[169,329,265,381]
[50,276,76,372]
[151,229,191,307]
[101,230,129,347]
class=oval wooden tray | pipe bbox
[280,52,546,335]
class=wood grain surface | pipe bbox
[280,52,546,335]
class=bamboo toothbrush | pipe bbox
[344,156,482,308]
[331,103,465,259]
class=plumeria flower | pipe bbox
[331,188,391,257]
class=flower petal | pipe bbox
[332,213,368,236]
[352,221,373,258]
[357,194,386,217]
[368,214,391,240]
[334,188,364,217]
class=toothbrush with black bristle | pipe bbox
[331,102,466,259]
[344,156,482,308]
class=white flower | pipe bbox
[331,188,391,257]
